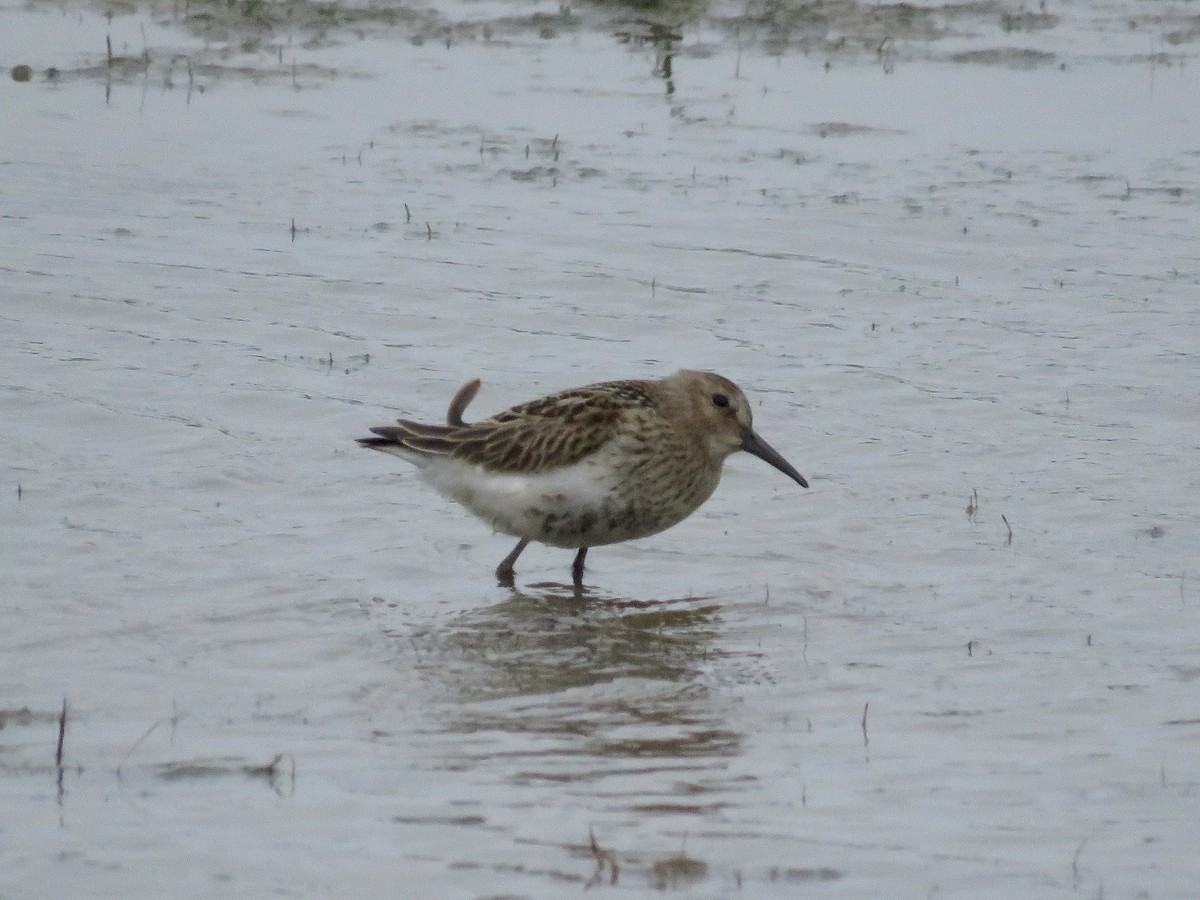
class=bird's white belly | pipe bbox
[418,456,615,546]
[414,449,711,548]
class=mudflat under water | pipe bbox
[2,0,1199,897]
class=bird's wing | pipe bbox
[462,388,629,473]
[359,381,654,474]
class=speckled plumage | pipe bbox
[358,370,808,586]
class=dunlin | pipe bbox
[358,370,808,586]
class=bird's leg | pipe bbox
[571,547,588,587]
[496,538,530,586]
[446,377,482,426]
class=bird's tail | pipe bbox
[358,378,485,457]
[357,420,474,457]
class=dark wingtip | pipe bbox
[357,428,400,448]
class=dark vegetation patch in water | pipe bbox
[14,0,1199,90]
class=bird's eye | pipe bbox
[711,393,730,409]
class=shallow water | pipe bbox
[3,0,1199,896]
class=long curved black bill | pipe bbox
[741,429,809,488]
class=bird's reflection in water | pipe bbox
[414,584,744,777]
[439,584,719,697]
